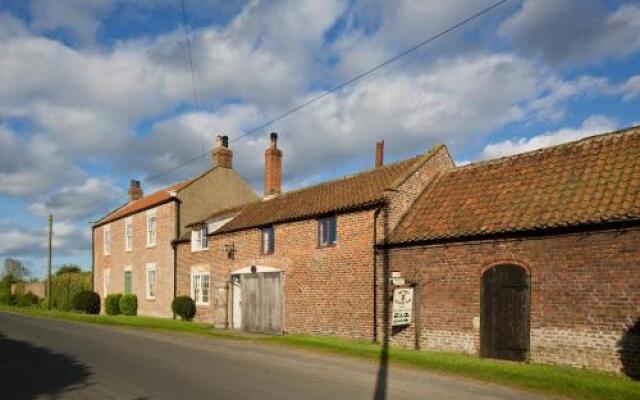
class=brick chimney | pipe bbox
[264,132,282,198]
[128,179,143,202]
[211,135,233,169]
[375,140,384,168]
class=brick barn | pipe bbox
[175,133,454,338]
[380,127,640,375]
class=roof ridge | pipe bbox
[270,153,424,201]
[455,124,640,172]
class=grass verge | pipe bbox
[2,306,639,400]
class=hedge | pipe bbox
[47,272,92,311]
[72,290,100,314]
[172,296,196,321]
[105,294,122,315]
[15,292,39,307]
[119,294,137,316]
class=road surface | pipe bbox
[0,312,544,400]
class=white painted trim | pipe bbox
[146,209,157,248]
[190,270,211,306]
[103,269,111,296]
[103,224,111,255]
[124,217,133,252]
[230,265,282,275]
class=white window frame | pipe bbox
[124,266,133,295]
[103,269,111,296]
[191,271,210,305]
[146,263,156,300]
[125,217,133,252]
[146,209,157,248]
[103,225,111,255]
[191,226,208,252]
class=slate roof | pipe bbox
[214,146,445,234]
[95,180,190,227]
[388,126,640,245]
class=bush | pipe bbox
[0,292,16,306]
[15,292,39,307]
[119,294,137,316]
[72,290,101,314]
[105,294,122,315]
[48,271,92,311]
[172,296,196,321]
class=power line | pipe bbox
[85,0,510,218]
[180,0,206,164]
[140,0,510,183]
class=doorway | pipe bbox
[480,264,530,361]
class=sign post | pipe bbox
[392,287,413,326]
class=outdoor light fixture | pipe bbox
[224,243,235,259]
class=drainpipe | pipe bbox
[171,194,181,320]
[91,226,95,292]
[372,205,383,343]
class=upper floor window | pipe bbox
[318,216,337,247]
[191,226,208,252]
[125,217,133,251]
[261,226,274,255]
[146,209,157,247]
[103,225,111,255]
[146,263,156,299]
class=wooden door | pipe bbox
[481,265,530,361]
[241,272,284,334]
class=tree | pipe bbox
[55,264,82,276]
[2,258,30,284]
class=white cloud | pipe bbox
[0,220,90,258]
[481,115,618,159]
[29,177,121,221]
[500,0,640,65]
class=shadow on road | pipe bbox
[0,331,91,399]
[372,250,391,400]
[618,318,640,380]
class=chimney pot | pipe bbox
[264,132,282,198]
[128,179,143,202]
[375,140,384,168]
[212,134,233,168]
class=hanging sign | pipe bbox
[392,287,414,326]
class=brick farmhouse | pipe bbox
[92,137,257,317]
[94,126,640,376]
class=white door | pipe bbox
[232,280,242,329]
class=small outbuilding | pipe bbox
[380,126,640,375]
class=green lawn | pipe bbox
[2,306,639,400]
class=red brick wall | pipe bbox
[381,227,640,374]
[94,201,176,318]
[178,209,378,338]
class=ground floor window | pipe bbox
[124,269,132,295]
[146,263,156,299]
[191,272,210,305]
[103,269,111,295]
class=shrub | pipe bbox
[119,294,137,316]
[15,292,39,307]
[48,271,92,311]
[105,294,122,315]
[72,290,101,314]
[0,292,16,306]
[172,296,196,321]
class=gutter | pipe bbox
[91,226,95,292]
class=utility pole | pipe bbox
[47,214,53,310]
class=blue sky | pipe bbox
[0,0,639,277]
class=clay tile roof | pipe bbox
[215,150,438,234]
[95,180,191,227]
[388,126,640,245]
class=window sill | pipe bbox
[195,302,210,307]
[191,248,209,253]
[146,244,157,249]
[317,243,337,249]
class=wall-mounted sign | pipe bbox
[392,287,413,326]
[390,271,405,286]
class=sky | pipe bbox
[0,0,639,277]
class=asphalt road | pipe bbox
[0,312,544,400]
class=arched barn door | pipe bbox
[481,264,530,361]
